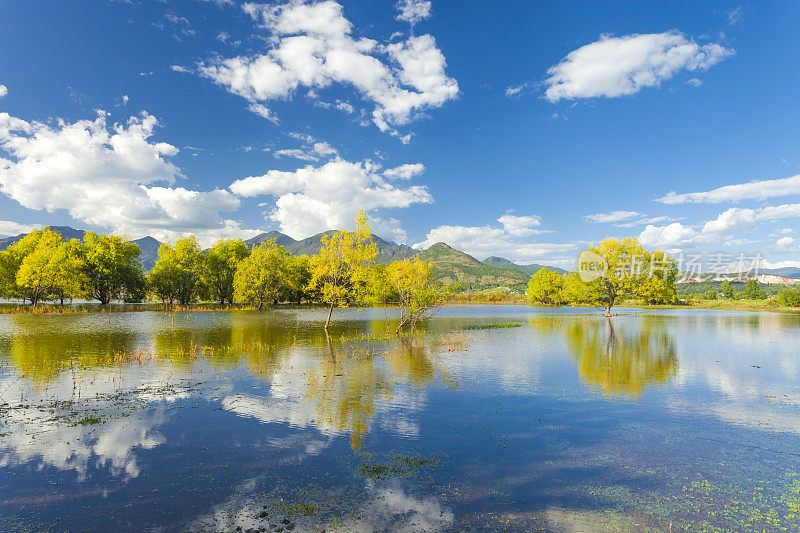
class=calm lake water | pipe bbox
[1,305,800,532]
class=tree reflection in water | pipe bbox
[563,317,678,397]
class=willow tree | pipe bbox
[15,228,64,308]
[201,238,250,305]
[233,239,291,310]
[384,257,448,332]
[147,237,202,306]
[308,211,378,330]
[82,232,145,305]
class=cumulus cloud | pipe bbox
[658,174,800,204]
[640,200,800,251]
[0,110,253,244]
[544,31,733,102]
[701,207,759,234]
[395,0,432,25]
[197,1,457,137]
[639,222,701,249]
[229,158,432,242]
[0,85,8,98]
[584,210,641,223]
[413,214,575,265]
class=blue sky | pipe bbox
[1,0,799,268]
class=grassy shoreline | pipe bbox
[1,297,798,315]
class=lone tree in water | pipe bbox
[565,237,677,317]
[383,257,450,332]
[309,211,378,330]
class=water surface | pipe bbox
[1,305,800,531]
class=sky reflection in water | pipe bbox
[1,306,800,531]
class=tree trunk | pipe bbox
[604,305,612,317]
[324,301,334,330]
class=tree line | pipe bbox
[0,212,448,331]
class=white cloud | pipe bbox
[197,1,457,137]
[170,64,191,73]
[639,222,700,249]
[504,83,528,97]
[616,215,682,228]
[0,110,251,245]
[0,220,40,237]
[335,100,354,113]
[229,157,432,242]
[395,0,431,25]
[584,210,641,223]
[273,134,339,162]
[0,85,7,98]
[497,213,543,237]
[687,77,703,87]
[544,31,733,102]
[658,174,800,204]
[777,236,795,248]
[247,103,280,124]
[413,214,574,265]
[701,207,759,234]
[383,163,424,180]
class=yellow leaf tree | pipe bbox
[385,257,449,332]
[308,211,378,330]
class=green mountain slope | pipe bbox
[418,243,529,292]
[245,230,296,248]
[482,256,566,275]
[285,231,419,263]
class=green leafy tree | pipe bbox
[526,268,565,305]
[233,239,291,310]
[720,280,735,299]
[308,211,378,330]
[283,254,314,304]
[384,258,449,332]
[743,279,765,300]
[0,250,16,299]
[52,239,89,304]
[147,237,202,306]
[777,288,800,307]
[16,228,62,309]
[82,232,145,305]
[704,289,718,300]
[201,238,250,305]
[2,228,51,302]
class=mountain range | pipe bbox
[0,226,569,293]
